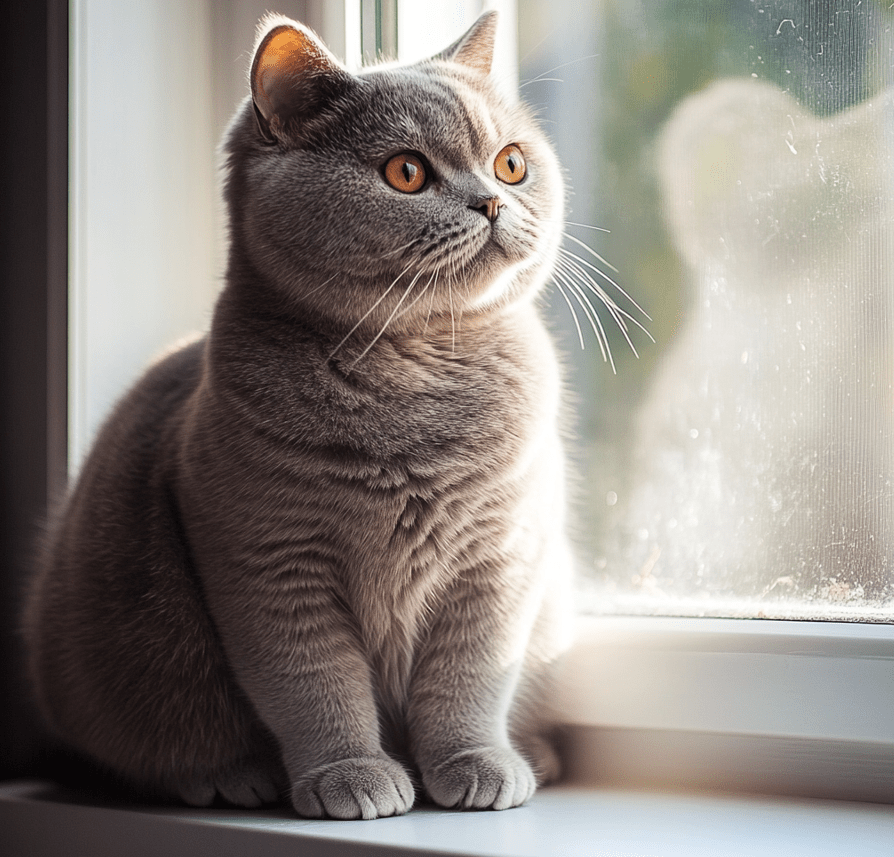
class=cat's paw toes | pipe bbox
[290,756,415,820]
[178,764,280,808]
[423,746,536,811]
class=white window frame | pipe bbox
[557,615,894,802]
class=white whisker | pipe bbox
[448,276,456,352]
[378,237,422,259]
[395,270,436,320]
[328,263,413,360]
[563,232,622,275]
[554,266,614,369]
[556,256,639,362]
[347,270,424,371]
[519,54,600,88]
[520,76,564,85]
[552,279,586,350]
[558,252,654,343]
[423,270,438,338]
[303,272,339,298]
[563,220,611,234]
[447,254,462,352]
[557,253,625,324]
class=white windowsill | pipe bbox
[3,779,894,857]
[6,616,893,854]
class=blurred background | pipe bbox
[517,0,894,619]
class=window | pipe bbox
[515,0,894,803]
[519,0,894,621]
[7,0,890,813]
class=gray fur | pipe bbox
[24,13,573,819]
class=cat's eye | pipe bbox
[384,153,427,193]
[494,144,526,185]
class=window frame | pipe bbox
[556,615,894,802]
[0,0,69,783]
[4,0,892,807]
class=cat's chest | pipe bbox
[234,324,553,463]
[191,314,560,566]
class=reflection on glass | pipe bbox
[519,0,894,619]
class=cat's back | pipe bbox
[25,338,209,724]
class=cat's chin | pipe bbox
[468,253,553,311]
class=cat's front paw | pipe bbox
[423,746,536,811]
[290,756,415,820]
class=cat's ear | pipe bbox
[250,16,353,144]
[435,11,498,76]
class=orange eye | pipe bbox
[494,144,526,185]
[384,153,426,193]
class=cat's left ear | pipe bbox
[434,11,498,76]
[250,15,354,144]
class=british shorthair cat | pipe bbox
[24,12,575,819]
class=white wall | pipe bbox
[69,0,311,470]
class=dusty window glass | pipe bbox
[519,0,894,621]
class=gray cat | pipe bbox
[24,12,574,819]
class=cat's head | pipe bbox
[223,12,564,339]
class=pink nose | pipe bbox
[472,197,502,222]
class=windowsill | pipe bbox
[6,616,893,854]
[4,779,894,857]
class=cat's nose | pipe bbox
[470,196,502,222]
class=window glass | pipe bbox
[518,0,894,621]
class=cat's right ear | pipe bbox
[250,16,353,144]
[434,11,498,75]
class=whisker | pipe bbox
[303,272,339,298]
[557,253,625,323]
[519,53,600,88]
[564,276,617,374]
[378,237,423,259]
[556,255,639,361]
[558,253,654,343]
[328,263,413,360]
[448,276,456,352]
[446,254,463,352]
[552,279,586,351]
[395,270,436,320]
[347,270,424,371]
[423,270,438,338]
[561,238,654,323]
[563,221,611,235]
[563,232,621,276]
[559,248,649,335]
[554,267,614,369]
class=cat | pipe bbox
[616,77,894,609]
[23,12,575,819]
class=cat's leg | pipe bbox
[506,667,564,787]
[26,515,286,808]
[406,564,543,811]
[507,579,573,787]
[204,579,415,819]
